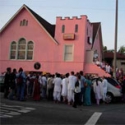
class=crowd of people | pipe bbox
[94,58,125,80]
[2,67,125,108]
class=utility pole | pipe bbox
[114,0,118,79]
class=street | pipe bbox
[0,93,125,125]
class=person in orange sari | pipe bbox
[32,74,41,101]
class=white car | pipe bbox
[91,77,122,103]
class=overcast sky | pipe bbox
[0,0,125,50]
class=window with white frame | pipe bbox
[10,38,34,60]
[27,41,33,60]
[10,41,17,59]
[17,38,26,59]
[64,45,73,61]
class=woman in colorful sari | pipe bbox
[84,75,92,106]
[32,73,41,101]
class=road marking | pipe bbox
[1,107,32,113]
[0,115,13,118]
[85,112,102,125]
[7,111,21,115]
[0,104,35,118]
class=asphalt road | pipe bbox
[0,93,125,125]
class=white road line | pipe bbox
[7,111,21,115]
[1,104,35,110]
[0,115,13,118]
[1,107,33,113]
[1,107,35,113]
[85,112,102,125]
[2,104,24,108]
[0,104,36,118]
[2,104,25,108]
[25,107,35,110]
[1,109,10,112]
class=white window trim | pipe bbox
[63,44,74,62]
[9,41,17,60]
[27,41,34,60]
[17,38,26,60]
[9,38,34,61]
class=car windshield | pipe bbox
[106,77,119,86]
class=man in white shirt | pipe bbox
[61,73,69,103]
[53,73,62,103]
[102,76,108,102]
[68,71,77,105]
[41,74,47,98]
[105,63,111,74]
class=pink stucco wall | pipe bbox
[0,8,58,73]
[92,29,103,61]
[0,6,107,76]
[0,35,1,73]
[0,8,90,74]
[84,20,93,64]
[54,15,92,73]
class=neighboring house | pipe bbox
[0,4,110,77]
[104,52,125,72]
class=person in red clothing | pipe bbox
[32,73,41,101]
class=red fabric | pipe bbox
[33,79,40,101]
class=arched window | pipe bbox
[10,41,17,59]
[27,41,33,60]
[17,38,26,59]
[20,21,23,26]
[20,19,28,26]
[62,25,65,33]
[23,19,26,26]
[26,20,28,26]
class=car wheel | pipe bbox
[105,93,113,104]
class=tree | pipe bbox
[118,46,125,54]
[103,46,107,52]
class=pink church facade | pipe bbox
[0,4,110,76]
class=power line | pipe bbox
[0,4,125,11]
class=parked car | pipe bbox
[0,75,5,92]
[91,77,122,103]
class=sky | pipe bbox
[0,0,125,50]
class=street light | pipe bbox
[114,0,118,79]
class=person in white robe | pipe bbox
[102,76,108,102]
[93,78,103,105]
[68,71,77,105]
[105,63,111,74]
[61,73,69,102]
[53,73,62,103]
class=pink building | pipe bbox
[0,4,110,77]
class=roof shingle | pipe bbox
[25,5,55,38]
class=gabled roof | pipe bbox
[25,5,55,38]
[0,4,58,44]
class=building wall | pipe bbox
[92,30,103,62]
[54,15,93,73]
[84,20,93,64]
[0,8,58,73]
[0,6,103,76]
[0,35,1,72]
